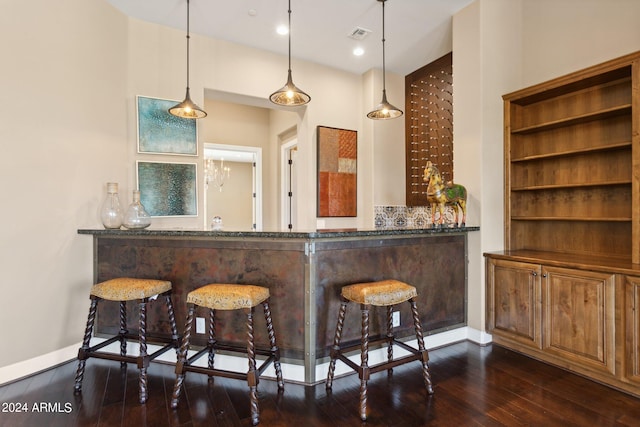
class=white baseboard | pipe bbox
[0,343,81,386]
[0,326,493,386]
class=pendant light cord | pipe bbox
[381,0,386,92]
[287,0,292,72]
[186,0,191,89]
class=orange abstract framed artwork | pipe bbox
[316,126,357,217]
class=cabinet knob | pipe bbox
[531,271,537,277]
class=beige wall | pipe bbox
[521,0,640,86]
[0,0,128,371]
[453,0,523,337]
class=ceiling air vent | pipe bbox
[348,27,371,41]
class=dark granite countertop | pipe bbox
[78,226,479,239]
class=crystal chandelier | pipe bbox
[204,158,230,191]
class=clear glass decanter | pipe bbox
[100,182,123,229]
[122,190,151,229]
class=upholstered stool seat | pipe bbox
[187,283,270,310]
[90,278,172,301]
[74,278,179,404]
[341,279,418,306]
[171,283,284,426]
[326,279,434,421]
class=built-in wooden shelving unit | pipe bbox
[485,51,640,399]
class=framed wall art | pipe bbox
[316,125,357,217]
[136,95,198,155]
[136,161,197,217]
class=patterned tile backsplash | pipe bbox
[374,205,456,229]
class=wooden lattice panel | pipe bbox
[405,53,453,207]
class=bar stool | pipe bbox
[171,283,284,426]
[74,278,179,404]
[326,279,434,421]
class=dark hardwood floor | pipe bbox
[1,341,639,426]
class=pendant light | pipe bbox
[269,0,311,106]
[367,0,403,120]
[169,0,207,119]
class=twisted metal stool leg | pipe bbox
[326,299,348,389]
[263,299,284,390]
[245,307,259,426]
[119,301,128,366]
[74,297,98,393]
[165,294,180,355]
[138,301,149,404]
[386,305,394,374]
[208,308,216,378]
[410,299,433,394]
[359,304,370,421]
[171,304,195,409]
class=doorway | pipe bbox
[204,143,262,231]
[281,138,298,231]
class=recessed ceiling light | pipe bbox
[248,9,257,17]
[276,25,288,35]
[353,47,365,56]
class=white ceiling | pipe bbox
[106,0,474,75]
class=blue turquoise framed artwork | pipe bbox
[136,95,198,155]
[136,161,197,217]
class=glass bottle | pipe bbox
[100,182,123,229]
[210,215,223,231]
[123,190,152,229]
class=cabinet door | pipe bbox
[486,258,542,349]
[542,267,615,374]
[623,275,640,384]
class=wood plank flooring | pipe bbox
[1,341,639,426]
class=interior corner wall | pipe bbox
[453,0,523,335]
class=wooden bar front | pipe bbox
[79,227,477,384]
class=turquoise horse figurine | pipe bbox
[423,161,467,227]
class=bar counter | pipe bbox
[79,226,479,384]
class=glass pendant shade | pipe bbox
[367,89,403,119]
[270,70,311,106]
[169,87,207,119]
[368,0,403,120]
[169,0,207,119]
[270,0,310,106]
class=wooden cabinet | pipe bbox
[486,51,640,398]
[542,267,616,375]
[486,258,541,349]
[486,256,637,396]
